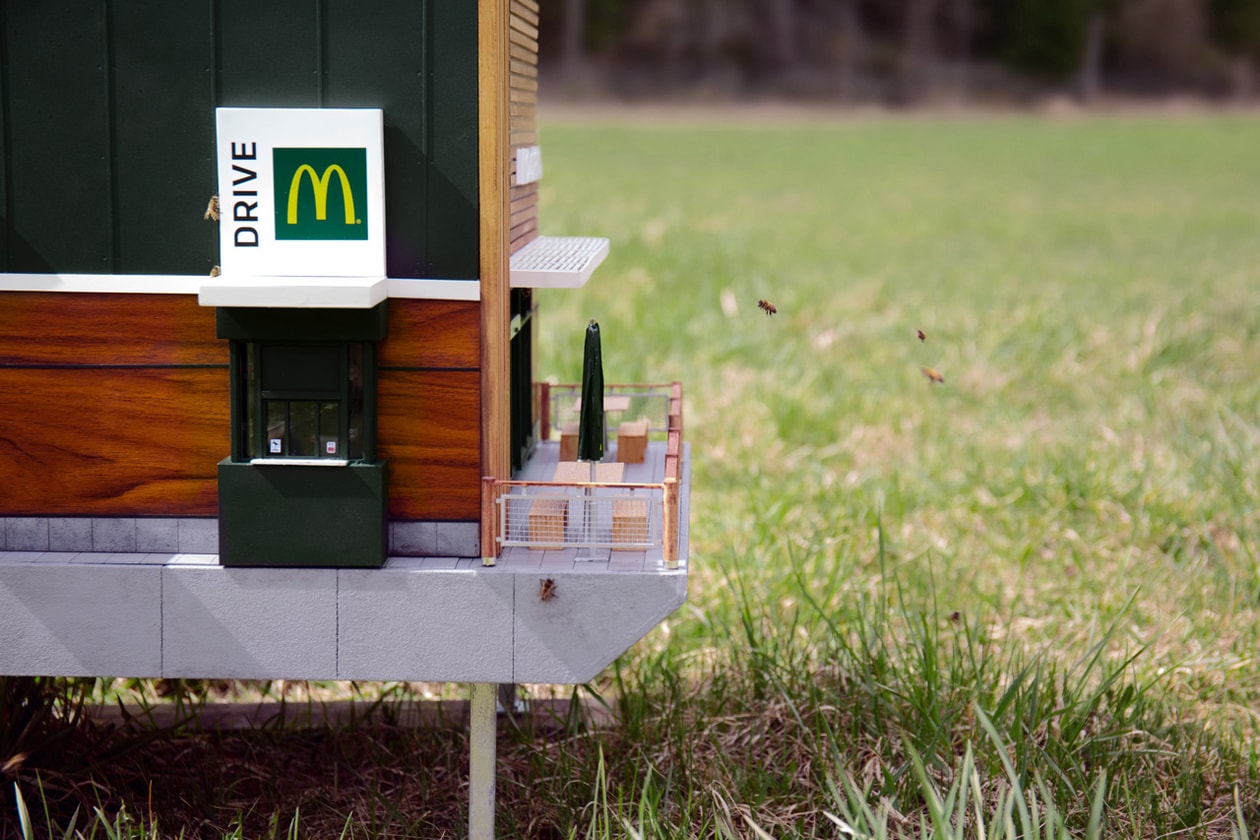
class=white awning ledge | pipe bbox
[510,236,609,289]
[198,275,389,308]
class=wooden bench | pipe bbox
[559,421,579,462]
[611,498,649,549]
[616,419,649,463]
[528,498,568,548]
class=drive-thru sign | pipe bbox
[215,107,386,280]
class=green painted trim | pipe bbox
[217,459,388,568]
[363,342,378,460]
[216,303,388,341]
[229,342,244,462]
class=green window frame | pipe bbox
[231,340,375,463]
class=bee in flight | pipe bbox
[538,578,557,601]
[916,329,926,342]
[757,299,777,316]
[921,366,945,384]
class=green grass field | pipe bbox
[10,111,1260,838]
[533,110,1260,836]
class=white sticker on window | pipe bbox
[270,438,283,454]
[326,440,337,454]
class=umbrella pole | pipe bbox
[581,459,595,556]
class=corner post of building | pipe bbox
[481,475,499,566]
[473,0,510,835]
[479,0,511,565]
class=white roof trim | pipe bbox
[0,273,480,303]
[387,278,481,301]
[198,275,388,309]
[0,273,203,295]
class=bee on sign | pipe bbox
[757,299,777,316]
[920,366,945,384]
[204,195,220,222]
[916,329,926,342]
[538,578,557,602]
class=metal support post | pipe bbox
[469,682,497,840]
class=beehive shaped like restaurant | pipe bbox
[0,1,689,688]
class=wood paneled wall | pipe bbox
[0,293,227,516]
[508,0,540,255]
[378,299,481,521]
[0,294,482,522]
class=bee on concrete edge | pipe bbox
[538,578,557,601]
[757,299,777,316]
[204,195,220,222]
[921,366,945,384]
[916,329,926,342]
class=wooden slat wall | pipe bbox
[0,295,484,522]
[0,294,227,516]
[377,370,480,521]
[0,293,225,366]
[508,0,540,255]
[378,299,481,369]
[377,298,481,521]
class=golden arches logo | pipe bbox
[272,147,367,240]
[286,164,355,226]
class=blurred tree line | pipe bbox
[536,0,1260,102]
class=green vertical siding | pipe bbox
[3,3,112,272]
[112,2,218,275]
[0,0,478,280]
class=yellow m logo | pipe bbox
[286,164,356,225]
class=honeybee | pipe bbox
[204,194,220,222]
[209,265,221,277]
[538,578,557,601]
[757,299,777,316]
[920,366,945,384]
[916,329,926,342]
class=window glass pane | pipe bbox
[265,400,287,456]
[260,344,342,393]
[320,401,340,457]
[288,401,318,456]
[244,341,371,460]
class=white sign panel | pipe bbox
[215,108,386,279]
[514,145,543,185]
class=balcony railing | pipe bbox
[481,382,684,566]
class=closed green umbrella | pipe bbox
[577,319,605,466]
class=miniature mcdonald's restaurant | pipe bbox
[0,4,690,832]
